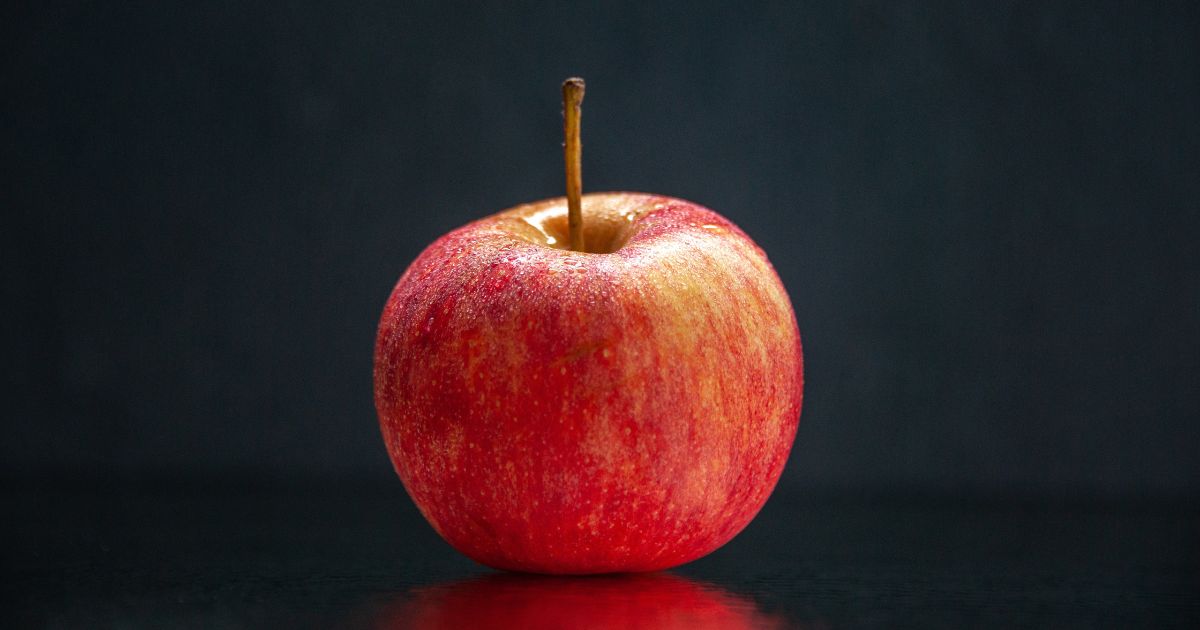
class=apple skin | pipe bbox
[374,192,802,574]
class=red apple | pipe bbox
[374,192,803,574]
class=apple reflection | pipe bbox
[369,572,791,629]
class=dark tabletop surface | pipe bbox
[5,480,1197,629]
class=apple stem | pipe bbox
[562,77,585,252]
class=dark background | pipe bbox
[6,1,1199,499]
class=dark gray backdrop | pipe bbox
[6,1,1198,498]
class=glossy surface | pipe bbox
[375,193,803,573]
[7,481,1197,628]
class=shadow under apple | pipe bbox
[361,572,802,629]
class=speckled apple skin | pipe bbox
[374,192,803,574]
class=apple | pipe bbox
[373,79,802,574]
